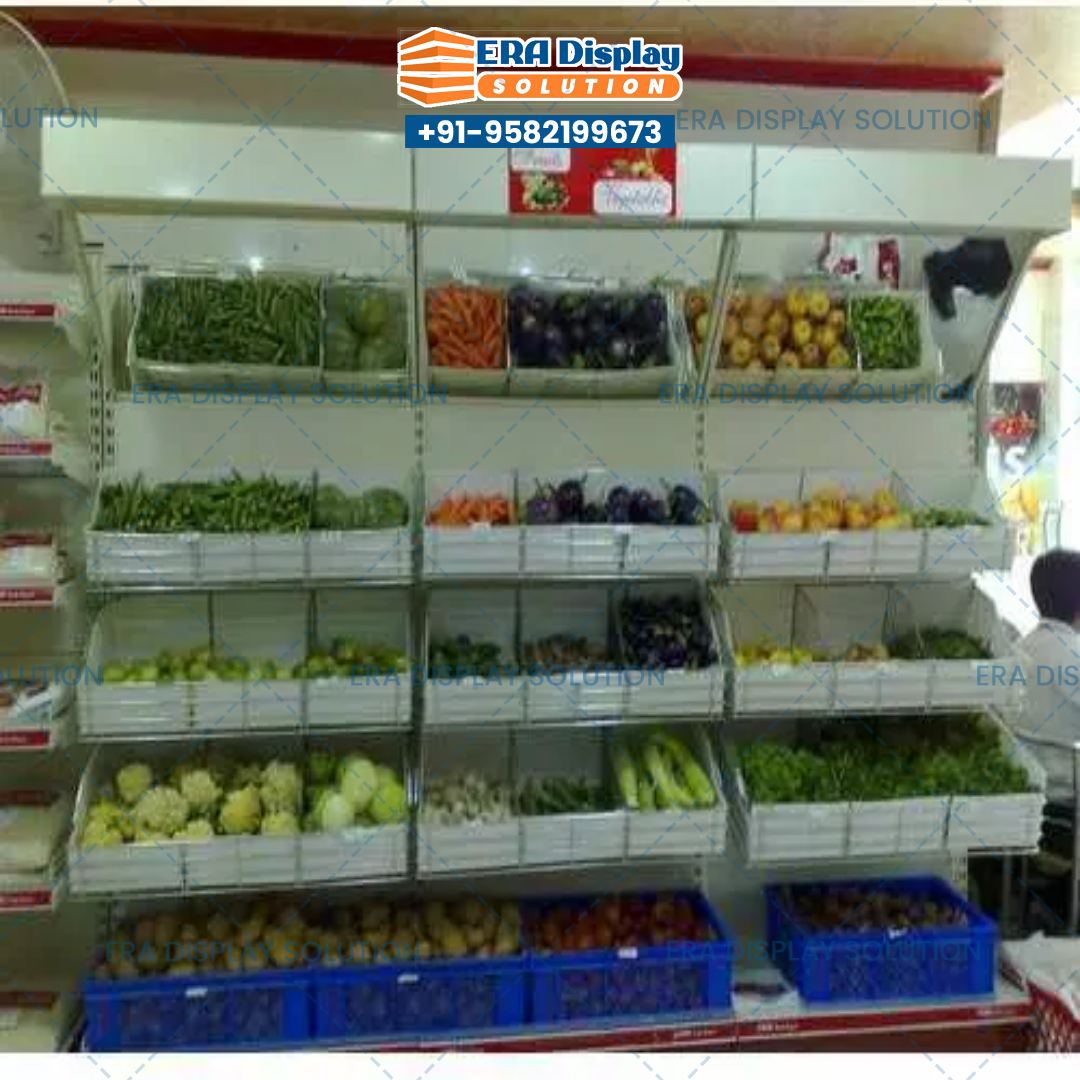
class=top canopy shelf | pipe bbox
[40,121,1071,236]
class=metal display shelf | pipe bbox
[329,975,1029,1051]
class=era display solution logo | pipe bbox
[397,27,684,108]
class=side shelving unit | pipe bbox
[36,110,1073,1050]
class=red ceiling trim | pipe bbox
[23,18,1003,95]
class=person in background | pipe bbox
[1014,548,1080,933]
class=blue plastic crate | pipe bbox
[312,955,527,1041]
[765,875,997,1005]
[528,891,734,1025]
[83,968,312,1050]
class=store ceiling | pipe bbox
[10,5,1080,133]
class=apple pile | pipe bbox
[527,894,713,954]
[729,485,913,534]
[721,286,854,372]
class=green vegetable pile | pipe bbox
[849,295,921,370]
[134,273,320,369]
[888,629,990,661]
[294,637,407,679]
[429,635,513,678]
[101,648,293,684]
[739,716,1031,804]
[95,475,412,534]
[95,474,310,533]
[613,729,718,811]
[314,485,410,529]
[100,638,407,685]
[911,507,990,528]
[516,776,609,816]
[80,749,406,848]
[324,282,408,373]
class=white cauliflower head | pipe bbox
[115,763,154,806]
[178,769,223,816]
[260,760,302,814]
[82,817,124,848]
[174,818,215,841]
[132,786,190,837]
[260,810,300,836]
[219,784,261,835]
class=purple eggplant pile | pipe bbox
[508,285,671,371]
[524,477,706,526]
[620,596,718,671]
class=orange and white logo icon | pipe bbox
[397,27,478,108]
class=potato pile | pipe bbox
[721,285,854,372]
[94,897,522,981]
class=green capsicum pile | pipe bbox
[134,273,321,369]
[849,294,921,370]
[95,475,410,534]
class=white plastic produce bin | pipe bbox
[625,727,727,859]
[424,588,524,726]
[520,587,624,723]
[78,597,203,738]
[720,470,827,579]
[617,581,724,718]
[947,719,1047,851]
[300,825,408,883]
[847,796,949,857]
[517,730,625,868]
[897,469,1015,577]
[423,470,520,578]
[85,531,199,587]
[418,729,519,874]
[418,821,519,874]
[68,749,184,896]
[307,590,412,731]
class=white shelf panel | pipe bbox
[42,120,411,215]
[753,146,1072,233]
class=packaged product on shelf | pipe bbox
[818,232,901,288]
[0,790,68,873]
[0,991,71,1052]
[0,383,49,451]
[0,533,56,583]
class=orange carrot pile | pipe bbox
[427,493,515,526]
[426,285,506,370]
